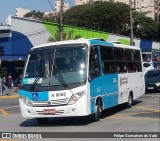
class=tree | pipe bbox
[64,4,92,26]
[42,13,57,23]
[157,23,160,41]
[64,2,130,34]
[24,10,44,19]
[133,14,159,41]
[63,1,160,41]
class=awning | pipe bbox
[0,55,26,61]
[140,40,152,52]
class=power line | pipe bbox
[133,0,156,20]
[47,0,54,10]
[47,0,64,40]
[47,0,57,17]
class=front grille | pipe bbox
[32,98,69,107]
[32,101,49,107]
[50,98,69,106]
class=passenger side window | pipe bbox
[114,48,127,73]
[134,50,141,61]
[116,62,127,73]
[114,48,124,61]
[126,49,142,73]
[125,49,134,61]
[136,62,142,72]
[100,46,115,74]
[127,62,136,72]
[89,46,101,79]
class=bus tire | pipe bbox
[92,100,102,122]
[127,93,133,108]
[36,118,49,124]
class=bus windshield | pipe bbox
[22,45,87,87]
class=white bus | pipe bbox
[19,39,145,124]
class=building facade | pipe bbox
[0,16,50,80]
[114,0,156,20]
[15,8,31,18]
[54,0,70,13]
[75,0,88,5]
[132,0,155,21]
[74,0,160,21]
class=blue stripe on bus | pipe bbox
[19,90,48,101]
[89,40,114,47]
[90,74,118,114]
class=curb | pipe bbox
[0,94,19,99]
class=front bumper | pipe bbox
[19,96,89,118]
[145,84,160,92]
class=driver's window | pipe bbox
[89,46,101,79]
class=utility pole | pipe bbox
[0,46,4,96]
[0,60,2,96]
[157,0,160,23]
[129,0,134,46]
[59,0,64,41]
[89,0,93,5]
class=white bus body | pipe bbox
[19,39,145,123]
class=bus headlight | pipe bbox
[20,96,33,107]
[68,90,86,105]
[155,83,160,87]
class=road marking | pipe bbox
[141,104,160,107]
[133,106,160,112]
[149,98,160,100]
[154,97,160,100]
[116,111,159,116]
[3,105,20,110]
[0,106,20,117]
[141,98,160,101]
[0,94,19,99]
[109,115,160,121]
[0,109,9,116]
[0,140,20,141]
[9,114,21,117]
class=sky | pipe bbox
[0,0,74,24]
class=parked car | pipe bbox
[145,69,160,92]
[143,62,154,74]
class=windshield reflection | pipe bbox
[22,45,87,87]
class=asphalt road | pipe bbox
[0,91,159,141]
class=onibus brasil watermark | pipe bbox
[0,132,159,139]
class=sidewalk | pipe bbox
[0,87,19,99]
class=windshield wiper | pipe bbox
[50,48,67,88]
[30,68,45,91]
[55,67,68,88]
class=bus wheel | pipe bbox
[127,93,133,108]
[92,101,102,122]
[36,118,49,124]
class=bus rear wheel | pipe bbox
[127,93,133,108]
[36,118,49,124]
[92,101,102,122]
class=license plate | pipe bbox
[147,87,154,90]
[44,109,55,114]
